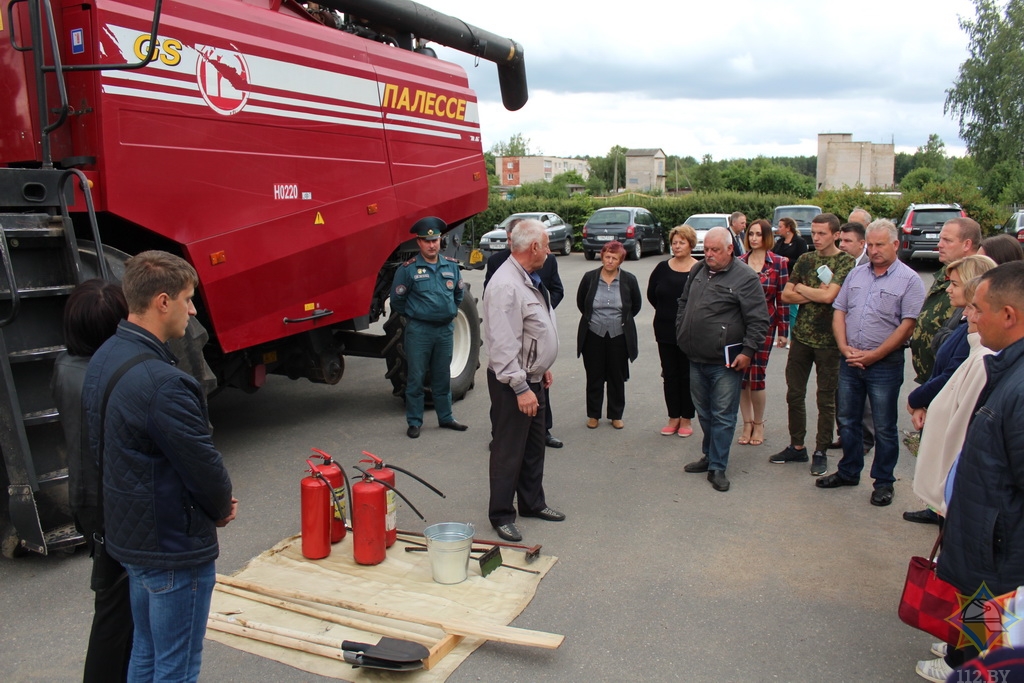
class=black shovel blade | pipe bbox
[343,650,424,671]
[341,637,429,663]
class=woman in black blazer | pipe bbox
[576,241,642,429]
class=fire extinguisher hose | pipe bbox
[352,465,425,521]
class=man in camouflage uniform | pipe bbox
[770,213,856,476]
[909,217,981,384]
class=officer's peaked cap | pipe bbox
[411,216,446,240]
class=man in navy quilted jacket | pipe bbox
[920,261,1024,682]
[83,251,236,683]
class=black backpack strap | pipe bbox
[94,353,159,546]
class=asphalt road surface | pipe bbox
[0,251,945,682]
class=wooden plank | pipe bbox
[213,583,436,646]
[425,634,463,670]
[216,574,564,650]
[207,618,349,664]
[209,613,350,651]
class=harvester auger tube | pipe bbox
[317,0,528,111]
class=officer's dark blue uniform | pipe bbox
[391,217,467,438]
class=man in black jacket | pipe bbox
[676,227,769,492]
[83,251,236,683]
[485,219,565,448]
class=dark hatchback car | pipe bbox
[772,204,822,240]
[897,203,966,262]
[580,207,663,261]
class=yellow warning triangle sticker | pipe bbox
[314,212,325,225]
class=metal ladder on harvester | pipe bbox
[1,0,118,555]
[0,168,104,556]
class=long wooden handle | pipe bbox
[215,574,564,649]
[209,613,350,651]
[213,583,435,646]
[207,618,348,663]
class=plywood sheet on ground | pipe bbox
[207,534,557,681]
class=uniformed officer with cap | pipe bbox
[391,216,469,438]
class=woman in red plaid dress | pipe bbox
[738,219,789,446]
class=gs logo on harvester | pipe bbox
[195,45,251,116]
[133,35,183,66]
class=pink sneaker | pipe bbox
[660,424,678,436]
[677,425,693,438]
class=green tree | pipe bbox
[895,151,917,184]
[692,154,724,192]
[949,155,982,187]
[946,0,1024,171]
[722,160,754,192]
[900,167,944,191]
[587,145,628,193]
[751,165,815,196]
[984,160,1024,202]
[914,134,949,173]
[585,174,607,195]
[490,133,535,157]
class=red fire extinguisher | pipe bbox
[310,448,348,543]
[360,450,445,548]
[350,468,387,565]
[300,460,331,560]
[350,465,426,565]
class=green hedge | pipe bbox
[464,187,1008,249]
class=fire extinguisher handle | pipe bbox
[309,447,333,464]
[359,450,383,466]
[387,464,446,499]
[352,465,425,521]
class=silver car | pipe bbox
[478,212,574,256]
[682,213,731,257]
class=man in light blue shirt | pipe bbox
[817,219,925,506]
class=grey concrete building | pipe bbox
[625,148,666,193]
[816,133,895,190]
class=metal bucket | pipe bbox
[423,522,475,584]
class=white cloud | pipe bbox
[421,0,977,159]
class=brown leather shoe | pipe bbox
[586,418,599,429]
[611,419,624,429]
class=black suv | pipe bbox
[897,203,966,262]
[581,207,663,261]
[999,211,1024,243]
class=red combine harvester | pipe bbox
[0,0,526,555]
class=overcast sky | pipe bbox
[424,0,978,161]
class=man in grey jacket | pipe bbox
[676,227,769,491]
[483,220,565,542]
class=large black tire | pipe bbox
[385,285,481,402]
[584,250,595,261]
[560,236,572,256]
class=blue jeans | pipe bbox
[124,561,215,683]
[836,354,903,486]
[690,361,742,472]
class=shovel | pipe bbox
[342,637,429,670]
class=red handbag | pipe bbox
[898,531,963,645]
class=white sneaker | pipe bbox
[930,642,948,658]
[916,657,953,683]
